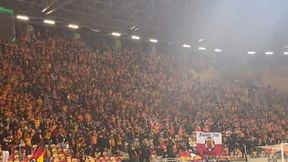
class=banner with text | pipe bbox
[196,132,222,156]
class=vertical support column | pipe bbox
[115,39,122,49]
[151,45,157,54]
[281,143,284,162]
[73,32,81,40]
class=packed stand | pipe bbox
[0,35,287,161]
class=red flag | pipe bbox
[196,132,222,156]
[30,146,44,162]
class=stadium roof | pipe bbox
[0,0,187,41]
[1,0,288,53]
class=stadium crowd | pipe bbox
[0,34,287,161]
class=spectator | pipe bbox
[1,135,12,162]
[0,34,287,161]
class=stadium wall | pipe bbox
[0,14,15,42]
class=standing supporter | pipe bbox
[90,131,98,156]
[139,140,151,162]
[0,36,287,161]
[1,135,12,162]
[24,133,33,156]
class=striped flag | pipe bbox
[30,146,44,162]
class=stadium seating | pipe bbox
[0,34,287,161]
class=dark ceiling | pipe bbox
[0,0,188,41]
[1,0,288,53]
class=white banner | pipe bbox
[196,132,222,144]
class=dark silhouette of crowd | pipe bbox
[0,34,287,161]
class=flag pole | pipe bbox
[281,143,284,162]
[244,144,248,162]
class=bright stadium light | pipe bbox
[182,44,191,48]
[16,15,29,21]
[92,29,100,32]
[284,52,288,55]
[131,35,140,40]
[46,9,55,15]
[68,24,79,29]
[149,39,158,43]
[130,26,139,31]
[111,32,121,37]
[198,39,204,42]
[248,51,256,55]
[214,49,222,53]
[43,19,55,25]
[265,51,274,55]
[198,47,206,51]
[42,6,50,13]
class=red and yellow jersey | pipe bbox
[91,135,97,145]
[25,136,32,146]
